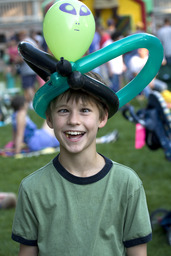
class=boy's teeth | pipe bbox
[67,131,82,135]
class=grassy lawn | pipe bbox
[0,75,171,255]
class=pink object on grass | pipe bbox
[5,141,14,149]
[135,123,146,149]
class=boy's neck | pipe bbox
[58,151,105,178]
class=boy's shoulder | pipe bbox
[20,160,55,189]
[111,160,141,177]
[109,159,143,190]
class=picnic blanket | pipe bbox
[0,146,60,159]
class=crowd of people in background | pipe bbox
[3,29,46,107]
[2,16,171,104]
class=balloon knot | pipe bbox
[56,57,72,77]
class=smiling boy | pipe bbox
[46,89,108,176]
[12,71,152,256]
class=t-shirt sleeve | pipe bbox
[11,182,38,246]
[123,184,152,248]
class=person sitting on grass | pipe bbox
[10,95,59,154]
[12,71,152,256]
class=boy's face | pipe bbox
[47,95,108,155]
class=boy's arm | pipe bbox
[126,244,147,256]
[18,244,38,256]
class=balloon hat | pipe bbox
[18,0,164,119]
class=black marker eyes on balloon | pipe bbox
[80,5,91,16]
[59,3,76,15]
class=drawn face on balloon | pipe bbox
[43,0,95,62]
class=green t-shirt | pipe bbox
[12,155,152,256]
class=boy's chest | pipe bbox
[35,178,126,256]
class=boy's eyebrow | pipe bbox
[55,103,68,108]
[55,101,92,110]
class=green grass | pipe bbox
[0,78,171,255]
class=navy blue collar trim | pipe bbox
[53,154,113,185]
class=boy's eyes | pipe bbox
[57,108,91,114]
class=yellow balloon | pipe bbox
[43,0,95,61]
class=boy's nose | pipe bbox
[67,111,80,125]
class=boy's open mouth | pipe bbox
[64,131,85,139]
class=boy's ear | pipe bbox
[46,115,53,129]
[98,111,108,129]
